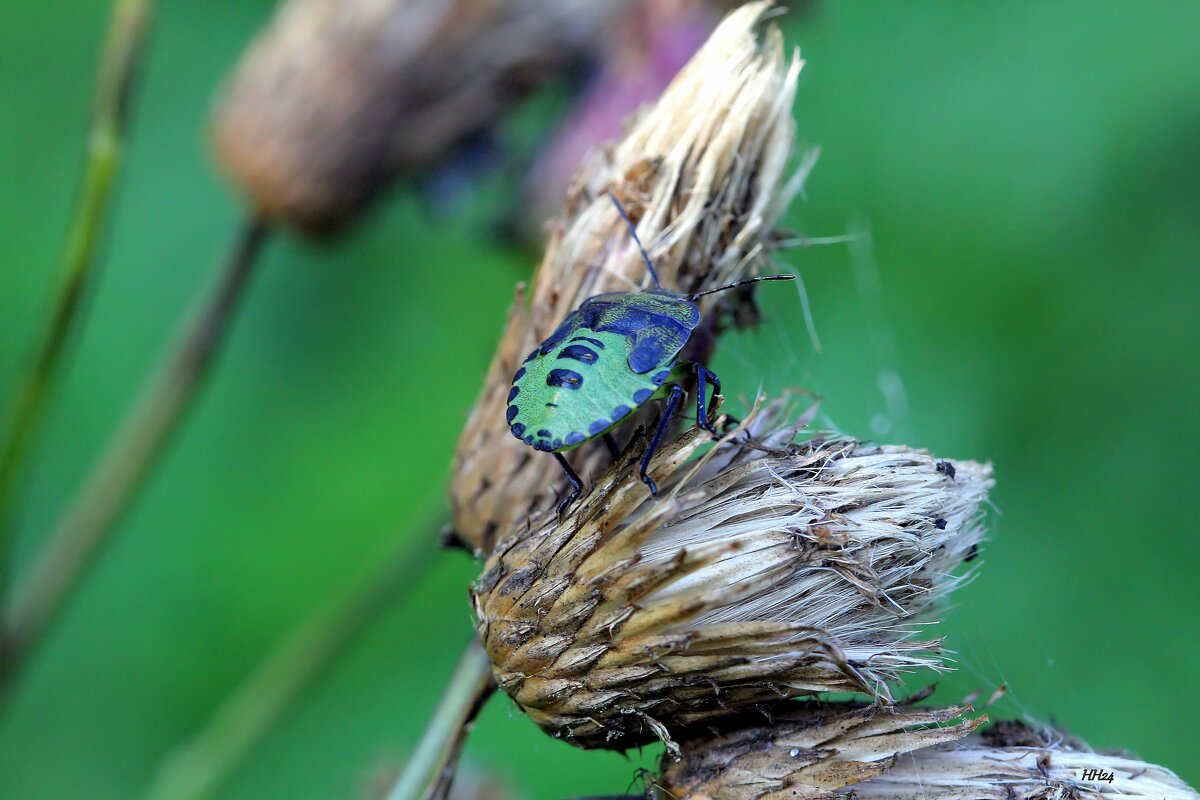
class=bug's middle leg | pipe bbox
[694,364,722,435]
[640,384,684,497]
[553,452,583,517]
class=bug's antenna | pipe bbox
[606,191,661,290]
[690,274,796,300]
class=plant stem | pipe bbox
[0,218,271,692]
[142,522,443,800]
[384,638,495,800]
[0,0,157,581]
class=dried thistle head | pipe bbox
[654,700,985,799]
[841,719,1199,800]
[470,397,993,751]
[451,0,813,553]
[212,0,622,233]
[654,710,1199,800]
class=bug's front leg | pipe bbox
[640,384,684,496]
[553,452,583,517]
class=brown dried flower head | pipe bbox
[843,719,1199,800]
[471,397,992,751]
[655,700,985,800]
[655,709,1199,800]
[450,0,813,554]
[212,0,623,233]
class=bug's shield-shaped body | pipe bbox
[507,291,700,453]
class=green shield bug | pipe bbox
[507,194,794,514]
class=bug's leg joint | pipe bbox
[641,384,684,497]
[553,452,583,517]
[694,364,722,437]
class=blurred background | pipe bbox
[1,1,1198,798]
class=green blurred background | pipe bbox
[2,2,1198,797]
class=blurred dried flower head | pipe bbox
[451,0,813,553]
[654,700,984,799]
[212,0,624,233]
[471,397,992,751]
[521,0,719,233]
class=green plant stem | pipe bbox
[142,524,443,800]
[0,218,270,692]
[384,638,495,800]
[0,0,157,581]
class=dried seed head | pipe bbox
[471,397,993,750]
[654,710,1198,800]
[655,701,985,799]
[451,0,812,553]
[843,719,1198,800]
[212,0,622,233]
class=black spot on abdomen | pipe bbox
[547,369,584,389]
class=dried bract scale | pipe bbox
[471,397,993,750]
[452,0,813,553]
[212,0,624,233]
[654,701,985,800]
[843,719,1198,800]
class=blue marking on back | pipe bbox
[514,367,526,381]
[552,438,562,449]
[507,386,520,402]
[566,431,585,446]
[652,370,670,386]
[588,419,608,436]
[547,368,584,389]
[537,309,583,356]
[633,388,652,404]
[611,404,630,421]
[536,429,552,438]
[506,406,518,423]
[557,344,599,364]
[512,423,526,437]
[578,295,699,374]
[569,335,605,349]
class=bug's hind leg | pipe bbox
[640,384,684,497]
[553,452,583,517]
[694,364,725,436]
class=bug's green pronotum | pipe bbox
[507,194,794,514]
